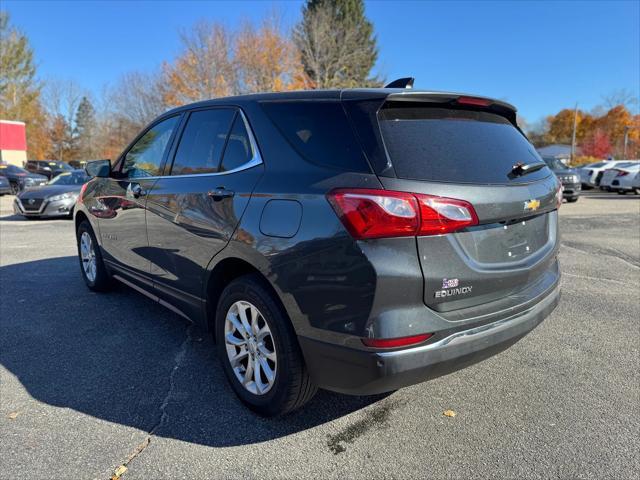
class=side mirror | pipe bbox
[86,159,111,178]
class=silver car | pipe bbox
[14,169,90,218]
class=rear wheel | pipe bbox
[567,197,579,203]
[215,274,317,416]
[617,190,626,195]
[76,220,112,291]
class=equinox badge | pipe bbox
[524,199,540,212]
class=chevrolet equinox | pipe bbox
[75,85,561,416]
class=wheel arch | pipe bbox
[205,257,292,342]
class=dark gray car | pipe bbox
[15,169,89,218]
[74,86,562,416]
[543,156,581,202]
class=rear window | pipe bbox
[261,101,370,173]
[378,105,549,184]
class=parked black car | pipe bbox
[14,169,90,219]
[75,86,562,416]
[0,163,48,194]
[542,156,580,202]
[25,160,73,180]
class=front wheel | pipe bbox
[215,274,317,416]
[76,220,112,291]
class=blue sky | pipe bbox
[4,0,639,123]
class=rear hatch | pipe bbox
[345,92,561,315]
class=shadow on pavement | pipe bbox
[0,256,387,447]
[578,193,640,200]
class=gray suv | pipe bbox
[75,86,562,416]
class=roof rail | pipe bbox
[384,77,414,89]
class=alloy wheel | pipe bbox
[224,300,277,395]
[80,231,97,282]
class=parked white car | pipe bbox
[599,162,640,191]
[631,172,640,195]
[579,160,635,188]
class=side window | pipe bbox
[171,109,235,176]
[123,116,179,178]
[220,114,254,172]
[261,101,370,172]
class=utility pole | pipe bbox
[570,102,578,165]
[623,126,630,159]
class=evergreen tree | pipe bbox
[73,96,97,159]
[294,0,380,88]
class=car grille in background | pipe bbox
[22,198,44,211]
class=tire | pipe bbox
[567,197,579,203]
[215,273,317,416]
[617,190,626,195]
[10,182,19,195]
[76,220,112,291]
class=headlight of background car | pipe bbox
[48,192,78,202]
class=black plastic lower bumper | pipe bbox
[299,284,560,395]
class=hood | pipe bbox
[19,184,82,199]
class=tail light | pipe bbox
[327,188,478,240]
[78,182,89,203]
[362,333,433,349]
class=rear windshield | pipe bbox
[378,105,549,184]
[261,101,371,173]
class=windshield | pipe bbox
[48,171,89,185]
[47,161,73,170]
[542,157,567,170]
[614,161,637,168]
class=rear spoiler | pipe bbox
[341,89,520,177]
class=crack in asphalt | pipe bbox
[108,323,193,479]
[561,241,640,269]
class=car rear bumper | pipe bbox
[299,283,560,395]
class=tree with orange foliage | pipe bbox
[161,21,237,107]
[0,12,50,159]
[235,17,312,93]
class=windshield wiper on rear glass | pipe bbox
[509,161,547,178]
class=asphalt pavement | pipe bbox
[1,191,638,479]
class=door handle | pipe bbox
[130,183,146,198]
[207,187,235,200]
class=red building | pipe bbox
[0,120,27,166]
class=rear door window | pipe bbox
[171,108,235,175]
[261,101,371,172]
[378,104,550,184]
